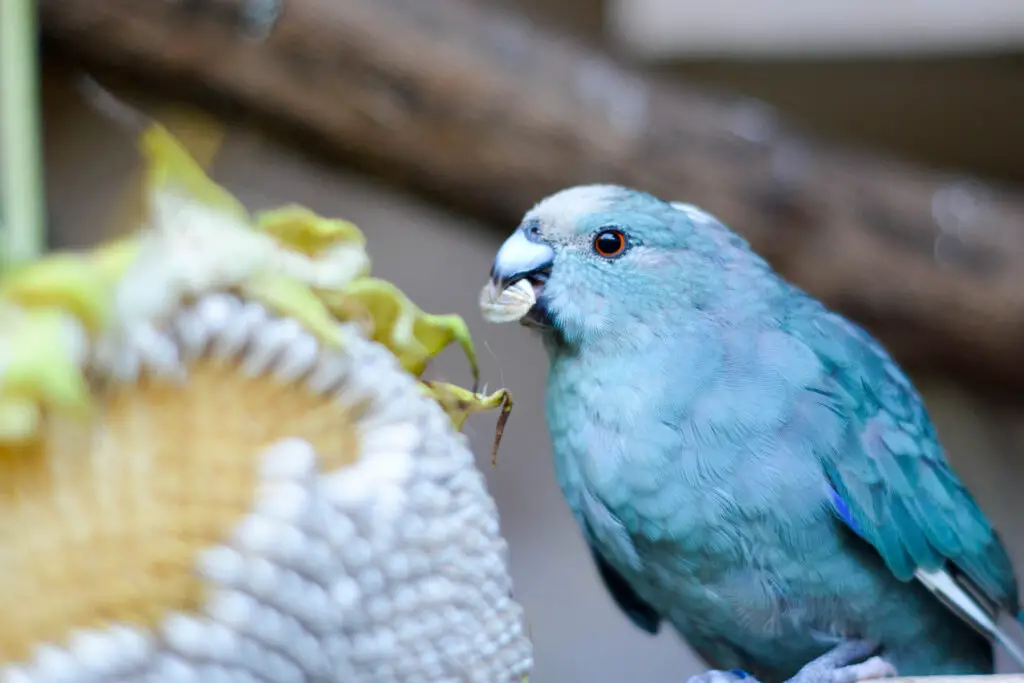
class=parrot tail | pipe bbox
[995,620,1024,671]
[915,568,1024,670]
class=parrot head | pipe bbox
[484,184,754,349]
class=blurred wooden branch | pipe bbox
[38,0,1024,388]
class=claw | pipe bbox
[837,657,898,683]
[786,641,897,683]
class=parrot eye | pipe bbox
[593,229,627,258]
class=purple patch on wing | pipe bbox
[828,482,864,537]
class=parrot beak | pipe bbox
[488,227,555,328]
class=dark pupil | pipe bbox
[597,231,622,254]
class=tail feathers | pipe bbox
[995,627,1024,672]
[915,567,1024,670]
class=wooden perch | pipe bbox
[892,678,1024,683]
[38,0,1024,388]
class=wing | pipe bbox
[586,539,661,635]
[792,300,1023,659]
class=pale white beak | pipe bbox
[490,229,554,288]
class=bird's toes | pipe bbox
[686,669,758,683]
[840,656,898,683]
[788,656,898,683]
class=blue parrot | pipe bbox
[483,185,1024,683]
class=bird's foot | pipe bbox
[685,669,758,683]
[785,640,898,683]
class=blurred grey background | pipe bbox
[34,0,1024,681]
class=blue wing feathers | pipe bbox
[794,299,1020,612]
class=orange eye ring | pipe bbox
[593,229,627,258]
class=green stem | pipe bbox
[0,0,45,270]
